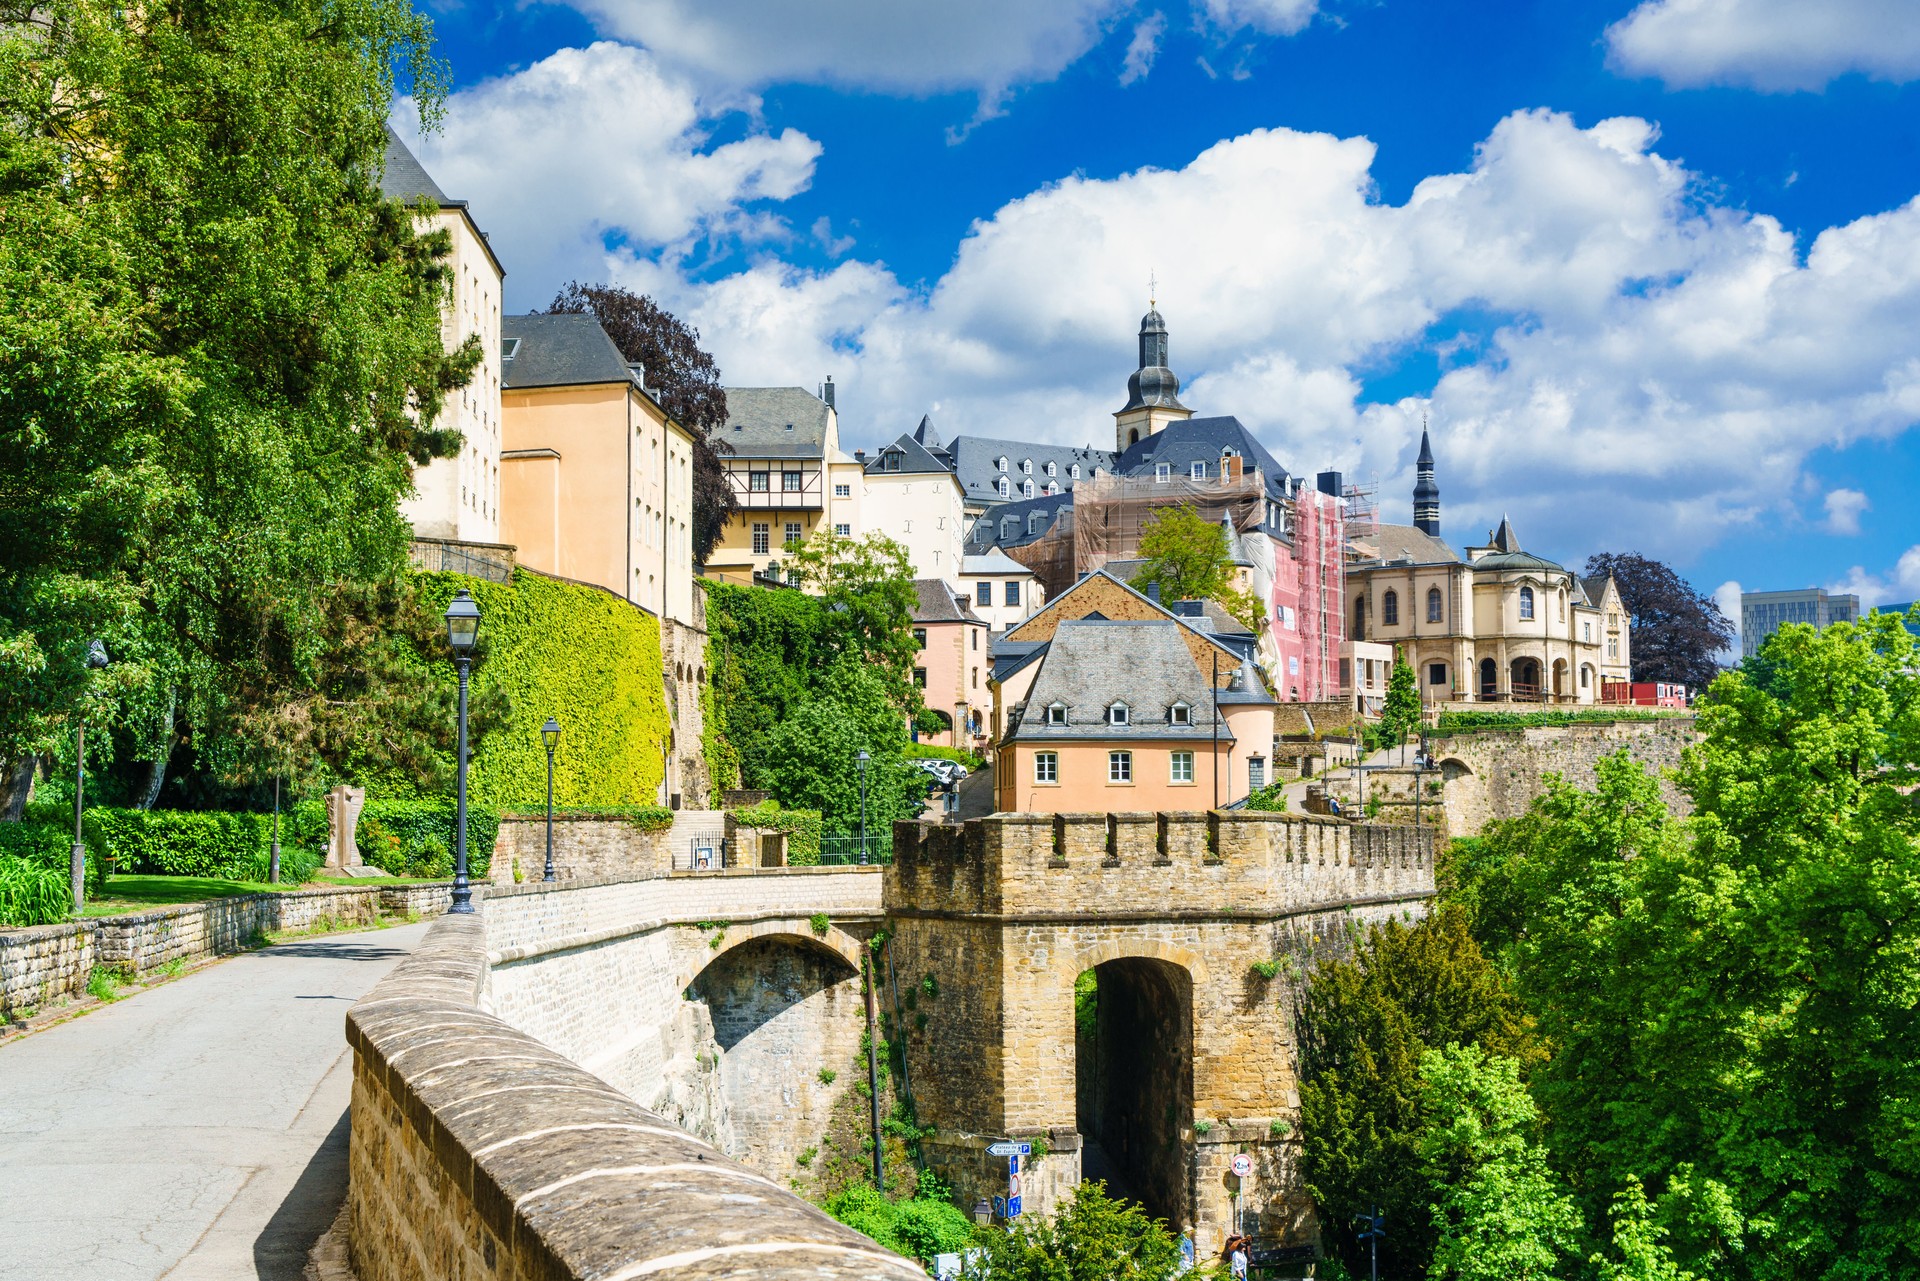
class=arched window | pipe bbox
[1580,665,1592,689]
[1353,595,1366,640]
[1383,590,1399,626]
[1558,589,1566,620]
[1519,586,1535,620]
[1427,587,1443,623]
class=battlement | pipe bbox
[887,811,1432,918]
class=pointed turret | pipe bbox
[1413,422,1440,537]
[1489,515,1520,553]
[1113,305,1193,450]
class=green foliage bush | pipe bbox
[976,1179,1181,1280]
[287,797,496,879]
[1243,783,1289,812]
[534,804,675,832]
[727,800,823,864]
[87,809,278,879]
[824,1173,975,1268]
[1435,707,1686,735]
[0,855,71,926]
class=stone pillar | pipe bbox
[325,785,366,871]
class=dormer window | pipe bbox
[998,477,1011,499]
[1022,459,1033,475]
[1155,463,1171,483]
[997,456,1009,472]
[1044,482,1059,496]
[882,450,903,472]
[1190,461,1207,480]
[1045,461,1057,477]
[1169,702,1191,725]
[1107,702,1130,726]
[1070,463,1081,479]
[1046,703,1068,726]
[1023,480,1035,498]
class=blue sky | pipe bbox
[404,0,1920,629]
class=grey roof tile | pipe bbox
[1010,619,1230,743]
[380,124,450,206]
[912,579,980,623]
[720,387,832,459]
[501,314,636,389]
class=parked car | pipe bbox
[911,758,968,788]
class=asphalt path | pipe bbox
[0,920,429,1281]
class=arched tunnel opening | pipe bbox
[679,935,864,1173]
[1075,957,1194,1231]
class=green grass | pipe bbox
[81,875,305,916]
[313,874,449,886]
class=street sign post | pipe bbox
[1231,1153,1253,1178]
[987,1141,1032,1157]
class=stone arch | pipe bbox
[679,920,865,992]
[1068,936,1211,986]
[1478,656,1497,699]
[1552,657,1568,698]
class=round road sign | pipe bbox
[1231,1154,1253,1178]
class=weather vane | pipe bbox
[1149,268,1157,308]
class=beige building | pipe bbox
[705,383,862,584]
[910,580,991,750]
[498,314,697,626]
[1348,518,1629,704]
[381,126,506,543]
[862,418,967,584]
[961,551,1044,632]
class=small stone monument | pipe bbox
[325,785,366,872]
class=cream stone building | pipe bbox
[960,551,1044,631]
[705,383,863,585]
[1349,514,1630,705]
[381,126,505,543]
[498,314,697,626]
[861,418,967,584]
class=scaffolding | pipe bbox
[1290,486,1346,702]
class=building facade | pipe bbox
[863,421,967,584]
[1740,588,1861,658]
[706,384,863,585]
[911,580,991,750]
[381,126,506,544]
[498,314,697,626]
[961,552,1045,632]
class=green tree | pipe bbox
[825,1171,975,1269]
[760,662,925,834]
[1296,907,1538,1279]
[975,1180,1183,1281]
[0,0,469,809]
[1416,1044,1581,1281]
[1380,653,1422,755]
[783,530,922,709]
[1129,505,1265,633]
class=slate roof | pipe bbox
[1357,523,1462,566]
[1169,599,1255,637]
[912,579,980,624]
[947,436,1117,508]
[1111,416,1292,500]
[380,124,450,206]
[963,551,1034,577]
[501,314,636,390]
[720,387,833,459]
[1010,620,1230,743]
[966,494,1074,552]
[1471,550,1565,573]
[867,432,953,477]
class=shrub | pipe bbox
[242,845,322,886]
[86,809,275,880]
[1244,783,1289,812]
[728,800,823,865]
[1435,707,1687,735]
[288,798,497,879]
[1251,959,1280,980]
[823,1176,975,1268]
[0,855,71,926]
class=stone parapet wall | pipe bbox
[346,904,923,1281]
[1431,718,1697,835]
[493,815,670,882]
[0,882,454,1015]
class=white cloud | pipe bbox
[1197,0,1320,36]
[1606,0,1920,91]
[399,43,820,301]
[1829,546,1920,606]
[1120,12,1168,85]
[1822,487,1870,534]
[422,73,1920,569]
[1712,579,1744,656]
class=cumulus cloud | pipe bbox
[1196,0,1320,36]
[1713,580,1744,657]
[1120,12,1168,85]
[1829,546,1920,606]
[420,71,1920,567]
[1607,0,1920,91]
[398,43,820,301]
[1822,487,1870,534]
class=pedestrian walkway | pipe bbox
[0,920,429,1281]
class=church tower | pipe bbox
[1413,420,1440,537]
[1113,302,1192,451]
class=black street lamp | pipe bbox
[542,717,561,882]
[444,590,481,914]
[270,773,282,884]
[70,638,109,915]
[856,749,871,865]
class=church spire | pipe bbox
[1114,299,1191,450]
[1413,416,1440,537]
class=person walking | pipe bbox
[1230,1238,1249,1280]
[1176,1226,1195,1274]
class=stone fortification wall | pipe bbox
[346,910,921,1281]
[0,881,452,1016]
[1430,718,1697,835]
[492,814,671,882]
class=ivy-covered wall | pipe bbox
[418,570,671,809]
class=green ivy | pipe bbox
[1435,707,1689,735]
[728,799,823,864]
[414,569,672,808]
[286,798,496,878]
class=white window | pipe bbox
[998,477,1011,499]
[1191,461,1207,480]
[1169,702,1191,725]
[1045,461,1056,477]
[997,456,1008,472]
[1035,752,1058,784]
[1155,463,1171,482]
[1046,703,1068,726]
[1109,751,1133,783]
[1170,751,1194,783]
[749,471,769,492]
[1248,757,1265,789]
[1045,482,1059,496]
[1070,463,1081,479]
[835,483,851,498]
[1520,586,1535,620]
[1583,621,1592,642]
[1108,702,1129,726]
[782,470,803,492]
[752,523,770,555]
[1023,480,1035,498]
[784,521,802,548]
[1021,459,1033,475]
[834,523,851,536]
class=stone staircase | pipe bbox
[665,810,727,870]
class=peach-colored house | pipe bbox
[911,579,990,751]
[499,314,697,626]
[990,571,1278,814]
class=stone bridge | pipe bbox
[344,812,1432,1279]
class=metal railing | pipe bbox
[668,835,893,871]
[817,835,893,866]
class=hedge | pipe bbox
[526,804,675,833]
[86,809,279,880]
[288,798,497,879]
[1435,707,1690,735]
[0,827,72,926]
[727,800,823,865]
[415,570,671,809]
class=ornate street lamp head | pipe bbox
[444,590,481,653]
[542,717,562,753]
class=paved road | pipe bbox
[0,922,429,1281]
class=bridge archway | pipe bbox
[676,925,866,1174]
[1073,951,1195,1232]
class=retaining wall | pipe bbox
[345,895,923,1281]
[492,815,671,882]
[1429,718,1697,835]
[0,881,454,1016]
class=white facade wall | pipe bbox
[862,472,966,584]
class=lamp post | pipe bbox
[444,590,481,913]
[541,717,561,882]
[70,639,109,915]
[270,774,282,884]
[856,749,870,865]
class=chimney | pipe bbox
[1146,582,1161,604]
[1316,470,1344,498]
[822,376,836,410]
[855,449,866,464]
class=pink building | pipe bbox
[911,579,991,750]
